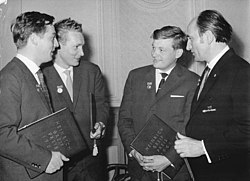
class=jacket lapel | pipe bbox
[72,66,82,110]
[190,49,234,116]
[143,67,157,118]
[155,64,182,101]
[14,58,52,113]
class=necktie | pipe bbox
[157,73,168,94]
[64,69,73,101]
[36,69,53,112]
[197,66,210,100]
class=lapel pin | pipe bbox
[57,85,63,93]
[36,84,40,92]
[197,78,201,86]
[147,82,152,89]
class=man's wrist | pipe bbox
[129,150,134,157]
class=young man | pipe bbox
[42,18,109,181]
[0,11,68,181]
[118,26,199,181]
[175,10,250,181]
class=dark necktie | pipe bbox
[36,69,53,113]
[157,73,168,94]
[197,66,210,100]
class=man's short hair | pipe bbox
[54,18,83,45]
[151,26,188,50]
[196,10,232,44]
[11,11,54,49]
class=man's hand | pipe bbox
[130,149,144,165]
[142,155,171,172]
[90,122,105,139]
[174,132,205,158]
[45,151,69,174]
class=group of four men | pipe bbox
[0,9,249,181]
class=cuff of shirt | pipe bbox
[202,140,212,163]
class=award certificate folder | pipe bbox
[130,114,194,180]
[18,107,87,158]
[130,114,177,156]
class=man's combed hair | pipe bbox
[11,11,54,49]
[54,18,83,44]
[151,26,188,50]
[197,10,232,44]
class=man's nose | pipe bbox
[54,38,59,48]
[151,49,157,57]
[186,39,192,51]
[79,47,84,56]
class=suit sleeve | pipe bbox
[0,72,51,174]
[94,65,110,126]
[118,72,137,154]
[182,81,198,134]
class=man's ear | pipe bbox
[29,33,39,46]
[175,48,183,59]
[203,30,215,45]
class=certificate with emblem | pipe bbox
[18,107,87,158]
[130,114,193,180]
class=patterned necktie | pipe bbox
[157,73,168,94]
[197,66,210,100]
[64,69,73,101]
[36,69,53,112]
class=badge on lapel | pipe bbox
[202,105,216,113]
[36,84,41,92]
[147,82,152,89]
[57,85,64,94]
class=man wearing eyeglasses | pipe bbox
[0,11,68,181]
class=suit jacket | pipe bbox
[42,60,109,155]
[186,49,250,181]
[118,64,199,180]
[0,57,62,181]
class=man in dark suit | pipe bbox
[118,26,199,181]
[175,10,250,181]
[0,11,69,181]
[42,18,109,181]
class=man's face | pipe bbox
[37,25,58,63]
[186,20,206,62]
[151,38,179,71]
[57,31,85,69]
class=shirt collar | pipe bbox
[16,53,40,75]
[207,45,229,70]
[156,65,175,76]
[54,63,73,74]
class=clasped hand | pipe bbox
[131,150,171,172]
[174,132,204,158]
[90,122,105,139]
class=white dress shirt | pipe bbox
[155,66,175,92]
[16,54,40,84]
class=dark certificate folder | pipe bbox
[130,114,194,180]
[18,107,87,159]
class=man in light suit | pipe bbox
[118,26,199,181]
[42,18,109,181]
[175,10,250,181]
[0,11,68,181]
